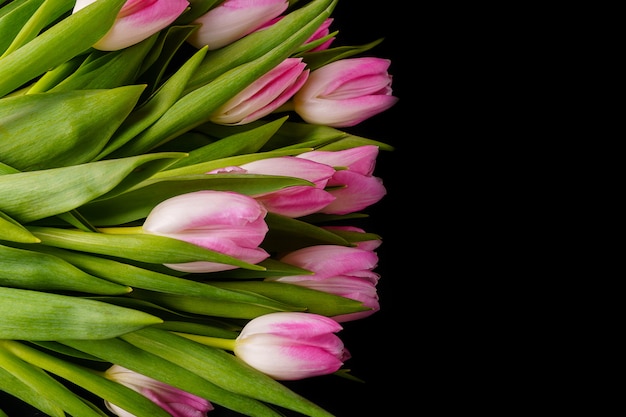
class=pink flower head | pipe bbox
[209,58,309,125]
[293,57,399,127]
[142,190,270,272]
[104,365,213,417]
[187,0,289,50]
[207,156,337,217]
[298,146,387,214]
[267,245,380,322]
[73,0,189,51]
[304,18,335,52]
[234,312,350,380]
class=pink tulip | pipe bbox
[73,0,189,51]
[104,365,213,417]
[142,190,270,272]
[233,312,350,380]
[209,58,309,125]
[186,0,288,50]
[206,156,336,217]
[293,57,399,127]
[267,245,380,322]
[298,146,387,214]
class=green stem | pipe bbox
[98,226,144,234]
[173,332,237,351]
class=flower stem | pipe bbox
[173,332,237,351]
[98,226,144,234]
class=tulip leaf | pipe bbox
[165,116,289,170]
[210,281,370,317]
[97,46,208,159]
[206,258,314,279]
[120,328,336,417]
[0,243,130,295]
[0,152,185,223]
[0,340,174,417]
[78,174,312,226]
[129,289,299,319]
[61,337,285,417]
[0,210,39,243]
[11,242,297,306]
[0,0,127,97]
[0,367,65,417]
[0,346,99,417]
[300,38,385,71]
[47,36,157,92]
[0,0,45,57]
[0,287,162,340]
[27,226,267,271]
[0,85,146,170]
[262,212,352,252]
[1,0,74,58]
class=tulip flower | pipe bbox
[142,190,270,272]
[298,145,386,214]
[233,312,350,380]
[292,57,399,127]
[72,0,189,51]
[186,0,289,50]
[209,58,309,125]
[207,156,336,217]
[267,245,380,322]
[104,365,213,417]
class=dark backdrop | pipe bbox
[0,1,409,415]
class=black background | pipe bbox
[0,1,410,415]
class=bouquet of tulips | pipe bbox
[0,0,399,416]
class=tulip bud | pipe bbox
[142,190,270,272]
[298,145,386,214]
[104,365,213,417]
[207,156,336,217]
[209,58,309,125]
[186,0,289,50]
[73,0,189,51]
[293,57,399,127]
[267,245,380,322]
[233,312,350,380]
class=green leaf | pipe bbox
[300,38,385,71]
[0,0,45,56]
[10,242,298,307]
[0,346,98,417]
[27,226,267,271]
[0,210,39,242]
[0,152,185,223]
[210,281,369,317]
[0,243,130,294]
[46,35,158,92]
[130,289,299,319]
[262,212,352,252]
[97,46,208,159]
[0,287,162,340]
[206,258,314,279]
[62,337,285,417]
[0,366,65,417]
[0,340,173,417]
[0,85,146,170]
[1,0,74,58]
[166,116,289,170]
[0,0,127,97]
[121,328,335,417]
